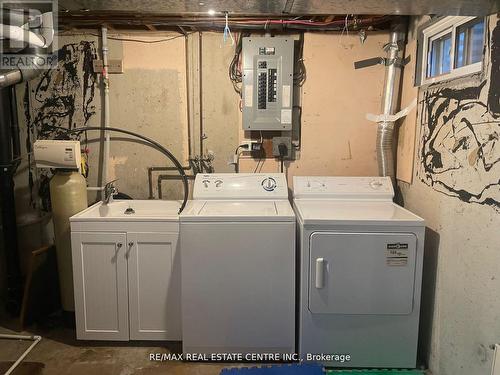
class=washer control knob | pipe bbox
[262,177,277,192]
[202,179,210,188]
[370,180,383,189]
[215,179,223,188]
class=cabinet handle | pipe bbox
[125,242,134,258]
[315,258,325,289]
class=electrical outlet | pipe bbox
[272,136,292,158]
[241,141,262,151]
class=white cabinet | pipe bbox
[127,232,181,340]
[71,231,180,341]
[72,232,129,340]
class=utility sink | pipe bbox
[71,199,181,222]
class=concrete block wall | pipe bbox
[399,14,500,375]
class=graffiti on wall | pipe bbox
[24,40,98,139]
[417,21,500,210]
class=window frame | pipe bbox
[419,16,486,86]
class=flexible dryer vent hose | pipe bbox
[377,122,395,184]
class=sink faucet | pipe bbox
[103,179,118,204]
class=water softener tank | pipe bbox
[50,171,87,312]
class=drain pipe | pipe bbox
[0,334,42,375]
[101,26,110,183]
[377,17,407,184]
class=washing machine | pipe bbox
[180,173,296,356]
[293,176,425,368]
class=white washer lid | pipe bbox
[180,200,295,222]
[293,200,424,226]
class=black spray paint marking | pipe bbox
[25,41,97,139]
[488,20,500,116]
[418,24,500,210]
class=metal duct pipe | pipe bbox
[0,53,47,88]
[377,17,407,184]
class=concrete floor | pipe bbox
[0,325,235,375]
[0,316,431,375]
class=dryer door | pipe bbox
[308,232,417,315]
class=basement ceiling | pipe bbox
[59,0,498,16]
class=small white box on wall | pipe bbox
[33,140,81,171]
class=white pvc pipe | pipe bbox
[0,12,54,48]
[0,24,45,47]
[101,26,110,184]
[0,334,42,375]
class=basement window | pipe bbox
[418,16,486,85]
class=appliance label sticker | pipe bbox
[64,148,74,161]
[386,243,408,266]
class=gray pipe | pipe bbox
[0,53,47,88]
[377,17,407,185]
[0,10,55,88]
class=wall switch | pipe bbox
[272,136,292,158]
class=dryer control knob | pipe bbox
[262,177,277,191]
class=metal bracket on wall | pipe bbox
[354,55,411,70]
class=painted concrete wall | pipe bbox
[238,32,388,182]
[399,15,500,375]
[17,30,389,205]
[5,29,389,300]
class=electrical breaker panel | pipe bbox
[242,37,294,131]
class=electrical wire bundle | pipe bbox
[59,15,391,32]
[294,33,306,86]
[228,32,249,95]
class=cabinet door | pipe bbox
[127,232,181,340]
[71,232,129,340]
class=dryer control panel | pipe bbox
[293,176,394,200]
[194,173,289,200]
